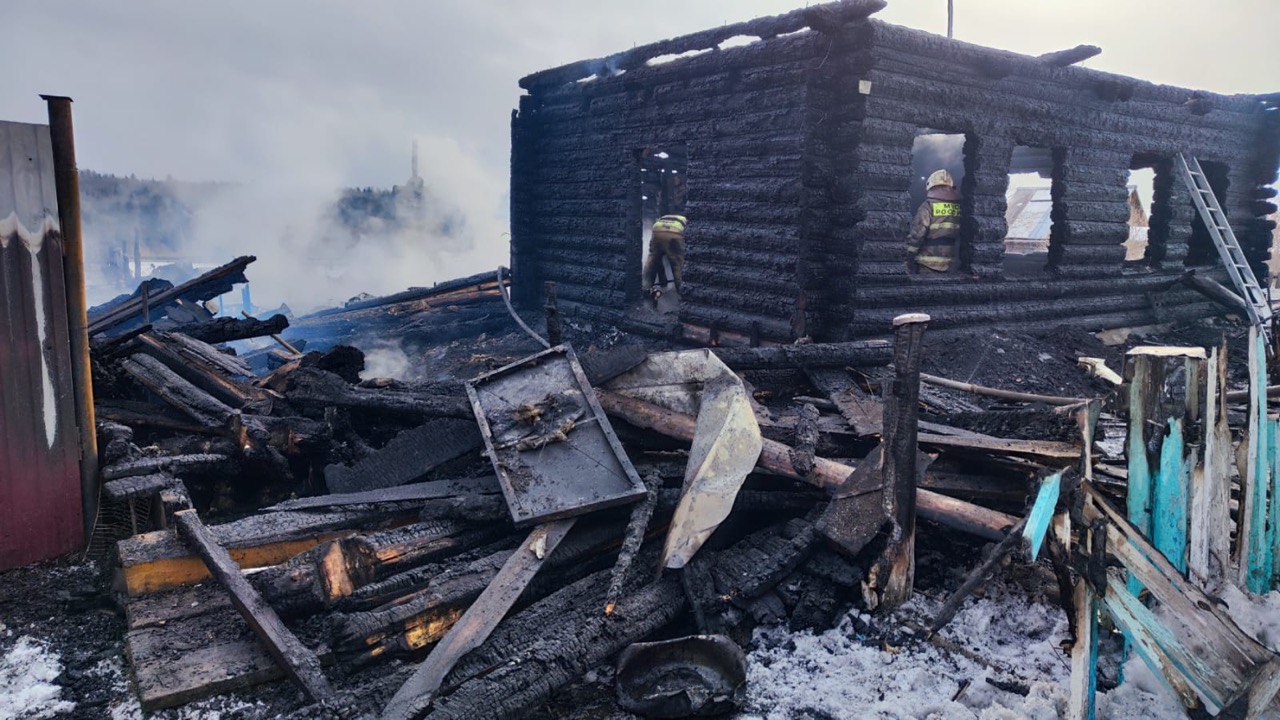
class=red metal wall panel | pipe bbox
[0,121,83,569]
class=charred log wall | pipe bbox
[512,30,832,342]
[513,5,1280,342]
[821,20,1280,338]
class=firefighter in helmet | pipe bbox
[644,214,687,296]
[906,169,963,274]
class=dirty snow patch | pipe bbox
[0,636,74,719]
[741,580,1185,719]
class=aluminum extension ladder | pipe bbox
[1176,153,1273,339]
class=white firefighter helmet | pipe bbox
[926,169,954,189]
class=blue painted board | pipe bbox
[1151,418,1188,574]
[1022,472,1061,561]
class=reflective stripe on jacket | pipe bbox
[652,214,687,236]
[908,188,962,272]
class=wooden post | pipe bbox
[867,313,928,611]
[543,281,562,346]
[173,510,332,703]
[1191,344,1232,587]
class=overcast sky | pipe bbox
[2,1,1277,303]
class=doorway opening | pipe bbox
[635,146,687,314]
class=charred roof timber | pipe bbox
[510,0,1280,344]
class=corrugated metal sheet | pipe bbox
[0,120,83,569]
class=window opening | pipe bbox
[1002,145,1063,277]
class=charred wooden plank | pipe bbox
[174,510,333,703]
[116,507,417,596]
[89,256,255,336]
[101,453,234,481]
[124,592,330,711]
[267,476,501,512]
[323,419,482,494]
[120,353,234,428]
[807,367,882,437]
[103,473,180,502]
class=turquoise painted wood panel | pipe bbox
[1151,418,1188,574]
[1246,332,1272,593]
[1022,472,1061,561]
[1270,417,1280,588]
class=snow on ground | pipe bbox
[0,634,74,720]
[740,579,1187,720]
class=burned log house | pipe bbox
[510,0,1280,343]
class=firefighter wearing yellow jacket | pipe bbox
[906,169,963,274]
[644,214,687,294]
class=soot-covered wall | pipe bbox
[512,0,1280,342]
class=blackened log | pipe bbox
[712,339,893,370]
[96,401,220,436]
[1037,45,1102,67]
[598,389,1016,541]
[134,333,258,409]
[1181,271,1250,316]
[101,453,235,481]
[103,473,181,502]
[174,510,333,703]
[253,522,506,617]
[120,354,235,428]
[323,419,482,494]
[286,368,472,420]
[166,314,290,344]
[233,414,331,457]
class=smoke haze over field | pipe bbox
[2,1,1277,309]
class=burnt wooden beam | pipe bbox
[866,314,928,611]
[134,332,258,409]
[167,313,290,344]
[174,509,333,703]
[89,255,256,336]
[1038,44,1101,67]
[120,353,235,429]
[711,339,893,370]
[597,389,1017,540]
[102,453,234,481]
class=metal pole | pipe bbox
[947,0,954,38]
[42,94,99,541]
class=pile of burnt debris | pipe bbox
[82,257,1276,719]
